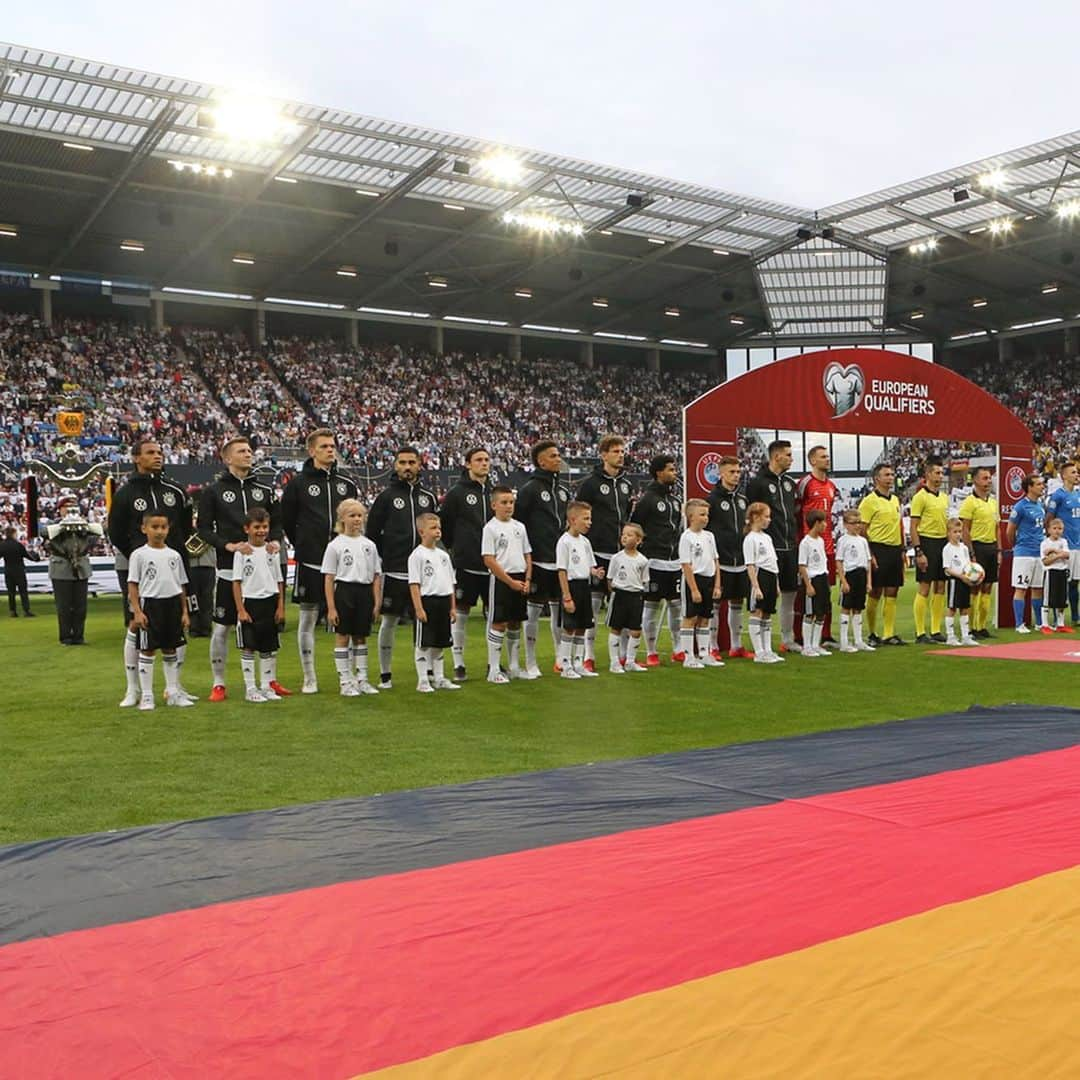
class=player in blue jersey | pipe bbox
[1045,462,1080,626]
[1006,474,1046,633]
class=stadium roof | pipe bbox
[3,41,1080,352]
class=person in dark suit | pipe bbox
[0,527,39,617]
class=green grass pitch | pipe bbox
[3,580,1077,844]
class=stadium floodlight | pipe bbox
[428,276,449,288]
[522,323,581,334]
[1055,200,1080,220]
[647,237,667,245]
[502,210,585,238]
[445,315,510,326]
[119,240,144,252]
[660,338,709,348]
[712,249,730,256]
[478,151,525,184]
[0,224,17,238]
[598,229,614,236]
[1042,283,1059,294]
[273,176,298,184]
[595,331,648,341]
[359,306,433,318]
[169,160,234,179]
[908,237,938,255]
[729,315,745,325]
[988,217,1013,236]
[232,254,255,265]
[663,306,681,317]
[442,203,466,211]
[265,297,347,310]
[592,297,609,308]
[950,330,987,340]
[355,189,381,197]
[910,310,925,320]
[1010,317,1063,330]
[514,287,533,299]
[203,95,297,144]
[336,266,358,278]
[976,168,1008,191]
[971,297,988,308]
[163,286,254,300]
[62,141,93,151]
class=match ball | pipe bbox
[963,561,986,585]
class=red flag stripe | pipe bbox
[2,746,1079,1079]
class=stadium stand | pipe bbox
[4,307,1078,552]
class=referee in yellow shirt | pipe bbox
[910,457,949,644]
[858,462,906,645]
[959,465,999,638]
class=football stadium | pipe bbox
[2,35,1080,1078]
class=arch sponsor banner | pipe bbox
[683,348,1033,626]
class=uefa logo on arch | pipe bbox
[822,361,865,418]
[1005,465,1027,500]
[696,452,723,490]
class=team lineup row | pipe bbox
[106,429,1080,706]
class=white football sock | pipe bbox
[727,604,743,652]
[124,630,140,694]
[506,629,521,673]
[138,653,155,697]
[378,614,399,676]
[240,653,257,690]
[297,605,318,680]
[779,592,795,644]
[209,622,229,686]
[695,626,711,658]
[487,627,505,674]
[451,611,467,668]
[162,652,179,693]
[260,653,277,689]
[667,600,683,651]
[584,593,603,662]
[548,600,562,655]
[608,633,622,669]
[840,612,850,649]
[642,601,661,655]
[525,603,542,669]
[414,648,429,683]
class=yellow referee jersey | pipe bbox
[959,493,999,544]
[858,489,902,546]
[909,487,949,539]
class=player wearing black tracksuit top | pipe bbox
[629,457,684,660]
[514,468,571,603]
[281,458,359,607]
[366,474,439,617]
[574,465,633,584]
[108,469,192,621]
[198,470,282,624]
[706,481,749,601]
[745,463,799,590]
[440,471,495,609]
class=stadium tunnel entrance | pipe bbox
[683,347,1032,632]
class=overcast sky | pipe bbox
[5,1,1078,208]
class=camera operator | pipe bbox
[46,497,96,645]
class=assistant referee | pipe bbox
[858,462,906,646]
[959,466,999,638]
[910,456,949,644]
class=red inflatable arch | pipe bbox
[682,347,1032,629]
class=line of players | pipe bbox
[104,429,1080,705]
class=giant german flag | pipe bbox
[1,705,1078,1077]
